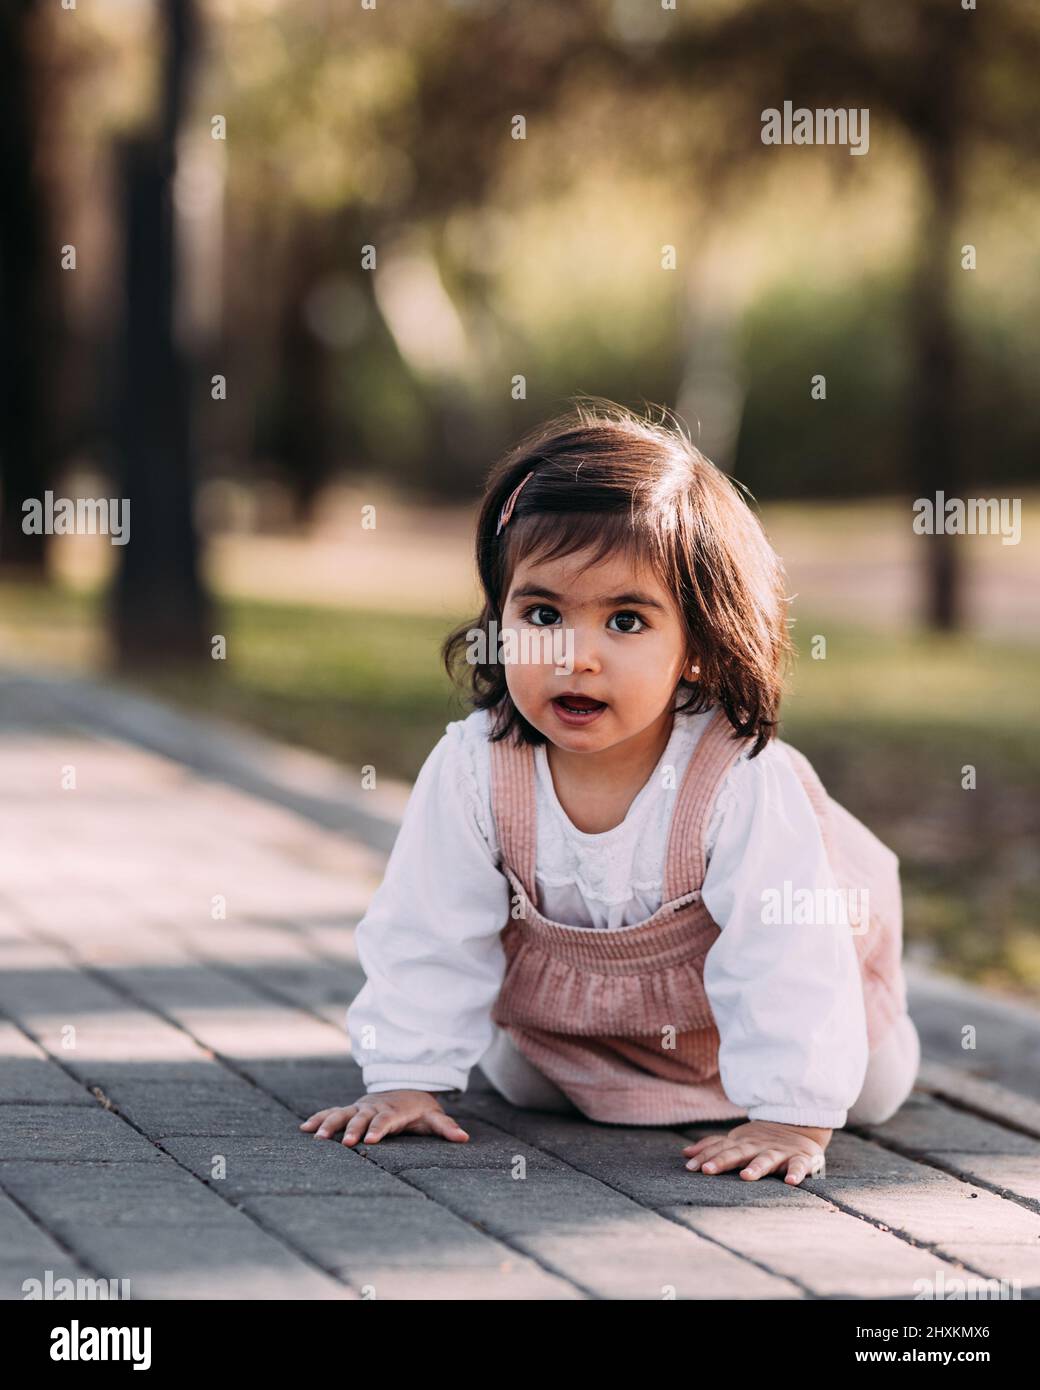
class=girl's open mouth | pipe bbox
[551,695,608,726]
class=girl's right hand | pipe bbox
[299,1091,470,1146]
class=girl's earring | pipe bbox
[689,664,700,677]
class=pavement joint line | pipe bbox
[3,900,604,1298]
[1,922,598,1298]
[0,881,365,1071]
[0,669,406,856]
[0,1180,110,1288]
[141,1141,551,1301]
[875,1147,1040,1220]
[439,1102,818,1299]
[913,1069,1040,1145]
[303,1156,599,1300]
[841,1106,1040,1221]
[1,893,361,1084]
[145,943,356,1036]
[799,1179,1040,1298]
[0,1097,113,1288]
[136,857,1040,1289]
[817,1072,1040,1274]
[10,917,1034,1300]
[2,1003,371,1297]
[2,891,821,1295]
[0,972,377,1296]
[4,915,315,1102]
[457,1097,1040,1300]
[775,1094,1040,1291]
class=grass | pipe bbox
[3,576,1038,1001]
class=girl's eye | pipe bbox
[608,611,647,634]
[523,604,560,626]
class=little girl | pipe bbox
[301,400,920,1186]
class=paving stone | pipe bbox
[817,1171,1039,1241]
[0,1105,164,1162]
[0,1190,93,1300]
[69,1060,243,1088]
[0,1159,248,1230]
[925,1153,1040,1204]
[457,1102,823,1207]
[922,1244,1040,1293]
[237,1058,366,1116]
[352,1115,573,1175]
[243,1192,580,1297]
[90,963,273,1014]
[33,1021,207,1065]
[158,1134,425,1197]
[0,1063,96,1106]
[0,957,131,1019]
[399,1167,801,1299]
[178,1011,343,1061]
[331,1265,574,1300]
[856,1093,1039,1155]
[62,1223,354,1300]
[671,1204,971,1300]
[803,1131,940,1181]
[91,1077,296,1138]
[908,965,1040,1103]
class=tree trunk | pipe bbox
[907,10,969,633]
[909,139,962,632]
[0,0,51,573]
[274,213,335,527]
[111,0,209,667]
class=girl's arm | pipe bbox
[700,742,870,1130]
[346,720,510,1094]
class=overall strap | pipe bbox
[663,706,752,902]
[487,717,538,905]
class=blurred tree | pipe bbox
[230,0,1034,632]
[659,0,1040,630]
[111,0,210,667]
[270,211,336,525]
[0,0,55,573]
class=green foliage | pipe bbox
[736,274,1040,497]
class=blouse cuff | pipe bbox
[362,1062,469,1092]
[365,1081,457,1094]
[747,1104,847,1129]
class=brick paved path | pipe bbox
[2,672,1039,1299]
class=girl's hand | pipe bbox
[299,1091,470,1147]
[681,1120,831,1185]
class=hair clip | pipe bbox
[495,470,535,535]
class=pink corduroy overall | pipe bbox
[487,706,909,1125]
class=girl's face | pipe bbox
[500,546,694,752]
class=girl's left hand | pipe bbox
[681,1120,832,1185]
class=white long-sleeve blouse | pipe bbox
[346,703,870,1128]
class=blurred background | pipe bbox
[1,0,1037,994]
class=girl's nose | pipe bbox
[567,628,603,672]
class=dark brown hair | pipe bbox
[442,397,793,756]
